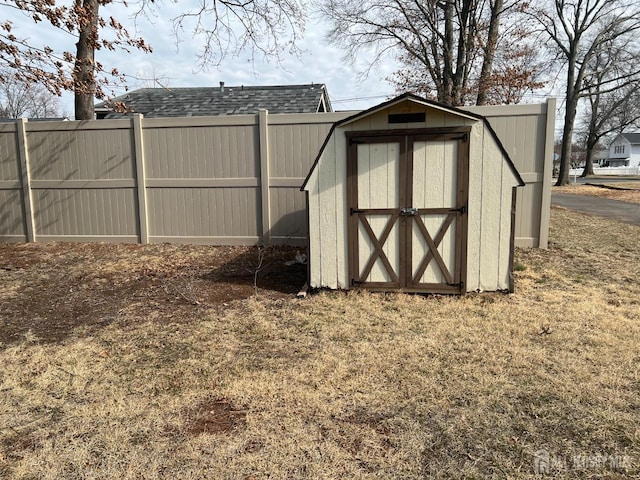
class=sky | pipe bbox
[5,1,401,117]
[5,1,557,123]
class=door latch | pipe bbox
[400,207,419,216]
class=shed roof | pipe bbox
[301,93,525,191]
[95,84,331,118]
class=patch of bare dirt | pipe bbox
[0,243,306,347]
[185,399,248,436]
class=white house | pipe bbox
[608,133,640,168]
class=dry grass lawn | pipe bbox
[553,182,640,204]
[1,208,639,479]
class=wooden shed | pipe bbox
[301,93,525,294]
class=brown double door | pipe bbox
[347,128,469,293]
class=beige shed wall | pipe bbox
[306,103,520,292]
[466,122,518,292]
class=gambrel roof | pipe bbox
[301,93,524,191]
[95,83,332,119]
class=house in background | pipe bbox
[592,147,608,166]
[95,83,332,119]
[607,133,640,168]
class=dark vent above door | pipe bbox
[388,112,426,124]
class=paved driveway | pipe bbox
[552,193,640,227]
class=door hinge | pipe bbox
[350,208,364,215]
[351,279,364,287]
[450,205,467,214]
[449,280,465,290]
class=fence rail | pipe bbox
[0,101,555,247]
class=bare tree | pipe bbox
[534,0,640,185]
[476,0,504,105]
[134,62,174,89]
[322,0,541,106]
[0,70,65,118]
[578,41,640,176]
[147,0,306,68]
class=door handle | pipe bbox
[400,207,419,216]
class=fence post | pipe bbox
[258,109,271,245]
[539,97,556,249]
[132,114,149,244]
[16,118,36,242]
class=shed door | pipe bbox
[347,129,469,293]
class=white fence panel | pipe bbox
[569,166,640,176]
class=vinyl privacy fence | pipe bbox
[0,99,555,247]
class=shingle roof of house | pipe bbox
[621,133,640,144]
[95,83,332,118]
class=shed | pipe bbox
[301,93,525,294]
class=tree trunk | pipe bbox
[581,127,599,176]
[477,0,503,105]
[581,89,602,177]
[581,148,596,176]
[441,1,455,104]
[557,51,579,186]
[452,0,474,105]
[580,124,597,176]
[74,0,99,120]
[557,90,581,186]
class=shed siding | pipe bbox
[308,131,350,289]
[465,121,483,291]
[308,170,322,287]
[318,131,339,287]
[466,122,518,291]
[478,123,504,291]
[335,130,348,288]
[498,162,515,289]
[343,102,476,132]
